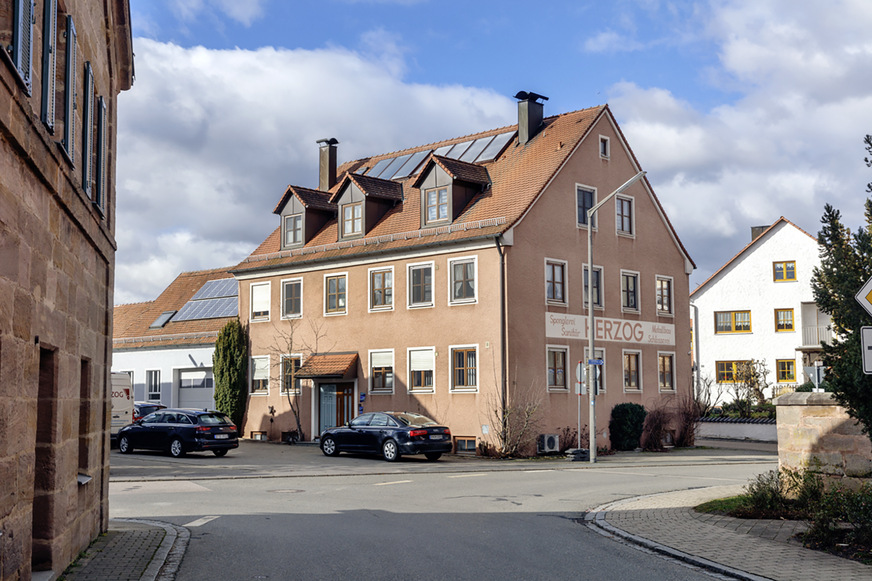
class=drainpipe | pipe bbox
[690,301,700,400]
[495,237,507,419]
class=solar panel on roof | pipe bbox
[433,145,452,157]
[173,296,238,321]
[460,136,494,163]
[392,150,431,180]
[377,154,412,180]
[192,278,237,300]
[445,140,473,160]
[366,158,393,178]
[476,131,515,162]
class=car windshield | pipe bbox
[197,413,232,425]
[392,413,438,427]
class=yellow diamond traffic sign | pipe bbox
[856,277,872,318]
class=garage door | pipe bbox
[178,369,215,410]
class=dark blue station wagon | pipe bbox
[118,408,239,458]
[320,411,452,461]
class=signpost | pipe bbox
[862,327,872,375]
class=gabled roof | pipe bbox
[411,155,491,189]
[330,173,404,204]
[273,185,336,215]
[296,352,359,378]
[234,104,693,274]
[690,217,817,298]
[113,267,237,349]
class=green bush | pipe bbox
[807,483,872,547]
[609,403,647,451]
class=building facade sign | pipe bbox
[545,313,675,346]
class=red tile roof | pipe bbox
[330,172,404,203]
[273,185,336,214]
[113,267,237,349]
[411,155,491,188]
[296,352,359,378]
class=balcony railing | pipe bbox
[802,325,832,348]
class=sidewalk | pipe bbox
[586,484,872,581]
[57,520,188,581]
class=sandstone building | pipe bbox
[0,1,133,578]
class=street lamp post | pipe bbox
[585,170,646,463]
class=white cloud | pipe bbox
[584,30,645,53]
[609,0,872,287]
[169,0,266,26]
[115,38,514,303]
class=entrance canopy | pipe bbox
[297,352,359,379]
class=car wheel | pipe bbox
[212,449,228,457]
[382,439,400,462]
[424,452,442,461]
[168,438,185,458]
[321,436,339,457]
[118,436,133,454]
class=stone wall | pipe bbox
[774,392,872,479]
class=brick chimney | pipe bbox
[317,138,339,191]
[514,91,548,145]
[751,225,769,241]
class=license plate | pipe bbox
[429,434,443,440]
[214,434,229,439]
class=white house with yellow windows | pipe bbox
[690,217,833,400]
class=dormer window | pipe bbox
[342,203,362,236]
[284,214,303,246]
[425,187,449,224]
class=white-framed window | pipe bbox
[407,261,434,308]
[281,278,302,319]
[284,214,303,247]
[369,267,394,312]
[450,345,478,392]
[251,356,269,394]
[146,370,160,401]
[424,186,450,224]
[281,355,302,395]
[546,345,569,391]
[576,185,597,228]
[342,203,362,236]
[622,350,641,392]
[658,352,675,392]
[621,270,639,312]
[616,195,634,236]
[655,276,673,316]
[545,258,568,305]
[448,256,477,305]
[599,135,610,159]
[408,347,435,393]
[584,347,606,394]
[324,273,347,315]
[250,282,271,322]
[369,349,394,394]
[583,265,604,309]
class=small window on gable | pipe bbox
[616,196,634,236]
[425,186,450,224]
[342,203,362,237]
[284,214,303,247]
[773,261,796,281]
[599,136,610,159]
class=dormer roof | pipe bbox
[330,173,404,204]
[273,185,336,215]
[411,155,491,189]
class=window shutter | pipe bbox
[410,349,434,371]
[371,351,393,369]
[62,16,77,161]
[94,96,107,212]
[82,62,94,196]
[41,0,57,130]
[12,0,34,92]
[252,358,269,380]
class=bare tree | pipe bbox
[728,360,771,418]
[484,380,543,458]
[695,374,725,417]
[266,318,335,442]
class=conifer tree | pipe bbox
[213,319,248,431]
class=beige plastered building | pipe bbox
[232,94,695,454]
[0,1,133,578]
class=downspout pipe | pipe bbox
[495,237,507,419]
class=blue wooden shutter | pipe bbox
[12,0,34,92]
[62,15,76,162]
[40,0,57,130]
[82,61,94,196]
[94,97,107,214]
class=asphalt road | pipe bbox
[109,442,776,580]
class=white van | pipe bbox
[110,372,134,444]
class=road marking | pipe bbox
[447,473,487,478]
[522,469,555,473]
[184,516,220,527]
[374,480,413,486]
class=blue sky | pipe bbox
[115,0,872,303]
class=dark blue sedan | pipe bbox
[320,412,452,461]
[117,408,239,458]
